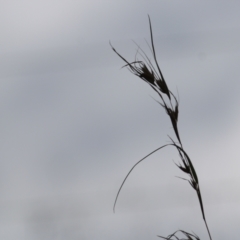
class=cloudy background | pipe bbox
[0,1,240,239]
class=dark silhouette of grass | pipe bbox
[111,16,213,240]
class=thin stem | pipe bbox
[204,219,212,240]
[113,144,169,212]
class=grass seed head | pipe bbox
[156,79,171,98]
[138,63,156,85]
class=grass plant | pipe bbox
[111,16,213,240]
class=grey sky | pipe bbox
[0,1,240,239]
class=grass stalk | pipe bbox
[111,15,213,240]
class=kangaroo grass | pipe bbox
[111,15,212,240]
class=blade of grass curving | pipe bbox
[113,144,169,212]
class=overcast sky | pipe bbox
[0,1,240,240]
